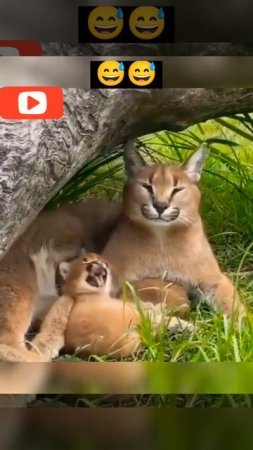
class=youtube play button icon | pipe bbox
[0,87,64,119]
[18,91,47,115]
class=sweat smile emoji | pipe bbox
[97,61,125,86]
[129,6,165,40]
[88,6,124,40]
[128,61,156,87]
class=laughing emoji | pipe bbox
[88,6,124,40]
[129,6,165,40]
[128,61,156,87]
[97,61,125,86]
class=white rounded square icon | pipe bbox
[18,91,47,115]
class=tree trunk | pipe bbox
[1,87,253,258]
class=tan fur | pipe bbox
[132,278,190,318]
[65,254,194,358]
[0,198,120,361]
[34,253,193,359]
[103,142,245,319]
[0,143,245,362]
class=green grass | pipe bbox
[51,113,253,369]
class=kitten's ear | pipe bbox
[123,139,146,178]
[59,262,70,280]
[183,144,209,182]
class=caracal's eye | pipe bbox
[171,187,185,196]
[141,183,153,195]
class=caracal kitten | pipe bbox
[32,252,193,359]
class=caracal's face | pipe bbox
[62,253,111,295]
[123,164,201,228]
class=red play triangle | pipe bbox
[27,95,40,110]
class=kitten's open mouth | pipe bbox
[86,261,108,287]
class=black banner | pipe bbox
[90,60,163,88]
[78,6,174,44]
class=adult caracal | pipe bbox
[0,198,120,361]
[103,140,245,319]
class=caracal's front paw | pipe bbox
[29,336,59,361]
[144,304,195,334]
[167,317,195,334]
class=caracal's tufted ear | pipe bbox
[59,262,70,280]
[183,144,209,183]
[123,139,147,178]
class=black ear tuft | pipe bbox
[123,139,146,178]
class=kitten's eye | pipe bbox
[142,183,153,194]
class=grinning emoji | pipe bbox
[129,6,165,40]
[97,61,125,86]
[88,6,124,40]
[128,61,156,87]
